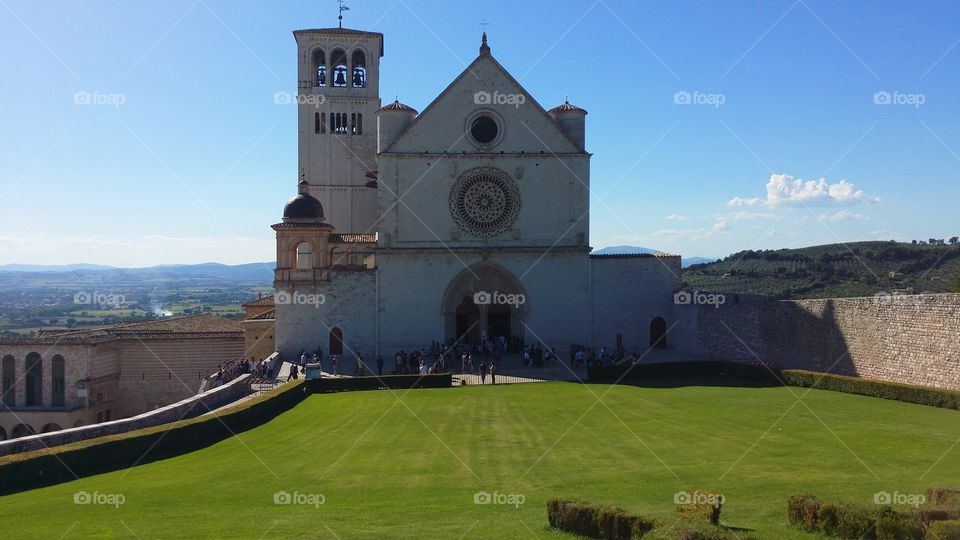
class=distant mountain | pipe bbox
[592,246,717,268]
[0,262,274,281]
[0,263,117,273]
[683,256,719,267]
[592,245,660,255]
[682,241,960,299]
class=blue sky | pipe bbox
[0,0,957,266]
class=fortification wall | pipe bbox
[679,293,960,390]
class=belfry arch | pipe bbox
[441,263,527,346]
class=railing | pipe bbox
[330,233,378,243]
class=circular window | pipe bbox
[449,167,520,238]
[469,115,499,144]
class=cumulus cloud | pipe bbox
[817,210,867,222]
[728,174,879,208]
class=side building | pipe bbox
[0,313,244,440]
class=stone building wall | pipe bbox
[678,293,960,390]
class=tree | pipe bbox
[950,236,958,245]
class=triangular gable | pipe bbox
[384,52,586,154]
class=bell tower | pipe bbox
[293,27,383,233]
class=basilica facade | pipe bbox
[272,27,680,361]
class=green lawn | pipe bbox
[1,380,958,538]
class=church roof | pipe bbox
[283,180,325,222]
[1,313,245,345]
[377,100,417,114]
[549,100,586,114]
[381,34,588,154]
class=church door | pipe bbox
[650,317,667,349]
[455,297,481,345]
[487,302,511,341]
[329,327,344,355]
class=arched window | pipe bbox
[25,352,42,407]
[356,113,362,135]
[41,423,63,433]
[331,49,348,87]
[329,327,343,355]
[52,354,65,407]
[351,50,366,88]
[350,113,356,135]
[11,424,35,439]
[312,48,326,87]
[321,112,326,134]
[295,242,313,270]
[314,112,320,134]
[1,354,14,407]
[0,427,6,441]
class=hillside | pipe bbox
[682,241,960,299]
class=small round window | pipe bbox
[470,115,499,144]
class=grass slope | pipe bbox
[683,241,960,299]
[1,380,958,538]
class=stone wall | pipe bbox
[0,374,251,457]
[677,293,960,391]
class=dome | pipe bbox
[377,99,418,114]
[283,181,325,221]
[548,100,586,114]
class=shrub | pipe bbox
[782,370,960,410]
[920,506,960,524]
[676,490,723,526]
[833,503,876,539]
[648,519,760,540]
[816,502,841,535]
[927,520,960,539]
[787,494,818,527]
[875,507,924,540]
[929,487,960,507]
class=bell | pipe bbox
[352,69,364,87]
[334,69,346,86]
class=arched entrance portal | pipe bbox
[329,327,344,355]
[650,317,667,349]
[442,264,527,347]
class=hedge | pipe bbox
[781,370,960,410]
[0,380,308,496]
[788,490,960,539]
[305,373,452,393]
[587,361,781,385]
[589,360,960,411]
[546,498,657,539]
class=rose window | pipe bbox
[449,167,520,237]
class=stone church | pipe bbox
[272,26,680,361]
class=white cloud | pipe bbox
[618,218,730,243]
[664,214,689,221]
[721,211,779,221]
[817,210,867,222]
[728,174,879,208]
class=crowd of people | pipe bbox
[211,356,280,388]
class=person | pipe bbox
[419,359,427,375]
[300,351,308,367]
[377,354,384,376]
[286,362,297,382]
[490,362,496,384]
[479,361,487,384]
[331,355,338,375]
